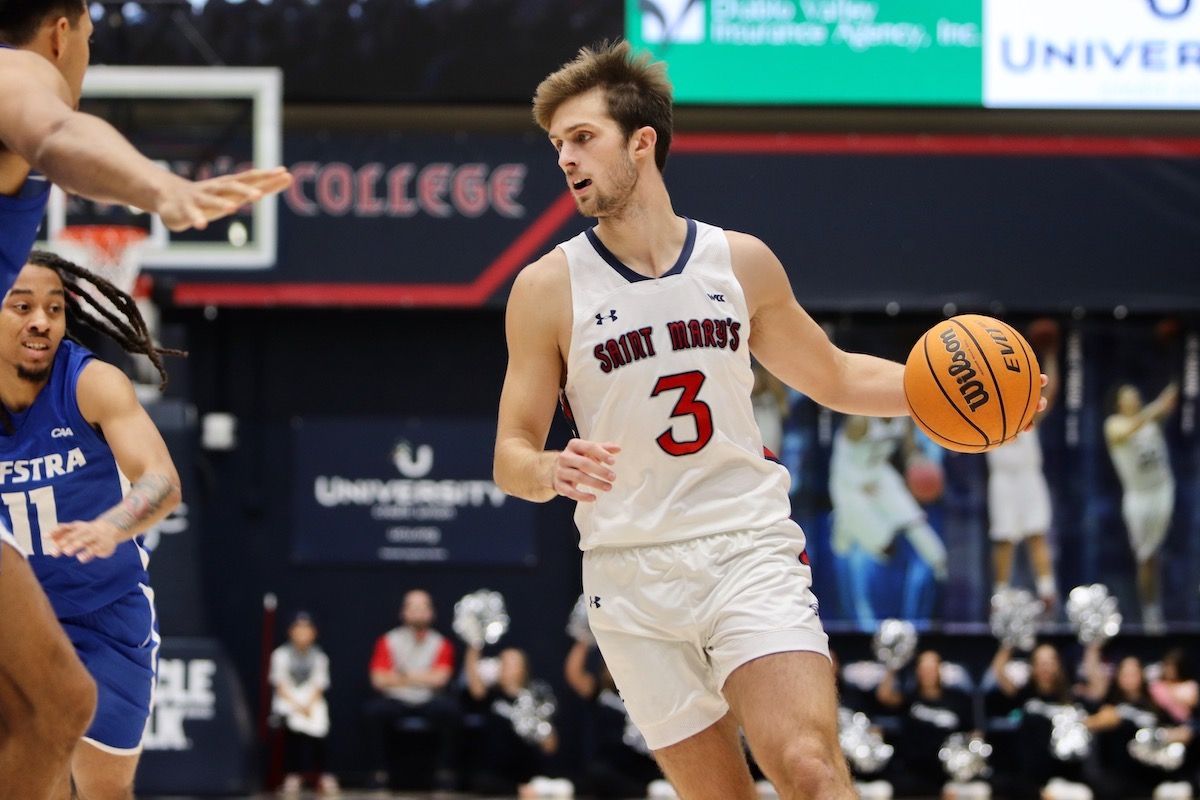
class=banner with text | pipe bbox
[290,417,536,565]
[626,0,1200,108]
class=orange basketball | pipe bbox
[904,315,1040,453]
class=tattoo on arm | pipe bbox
[101,474,176,534]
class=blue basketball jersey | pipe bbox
[0,340,148,617]
[0,43,53,294]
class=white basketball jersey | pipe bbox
[830,417,906,486]
[560,218,792,550]
[1110,422,1172,492]
[986,429,1043,472]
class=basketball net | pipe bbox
[58,225,161,388]
[58,224,148,299]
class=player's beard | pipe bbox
[584,151,638,219]
[16,365,51,383]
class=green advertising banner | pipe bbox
[627,0,984,105]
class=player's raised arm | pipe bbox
[0,46,290,231]
[729,231,907,418]
[50,360,181,561]
[493,253,619,504]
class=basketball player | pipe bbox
[0,251,182,800]
[0,6,286,794]
[987,347,1060,611]
[0,0,292,288]
[1104,382,1178,632]
[829,415,947,629]
[494,42,1046,800]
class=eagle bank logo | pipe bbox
[642,0,706,44]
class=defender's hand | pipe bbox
[156,167,293,231]
[552,439,620,503]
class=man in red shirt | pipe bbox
[364,589,459,790]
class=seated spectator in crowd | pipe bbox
[1079,645,1171,800]
[564,638,660,798]
[464,644,559,796]
[877,649,975,797]
[1152,648,1199,727]
[364,589,458,790]
[993,642,1088,799]
[270,612,338,795]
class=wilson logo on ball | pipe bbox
[940,328,990,412]
[905,315,1041,454]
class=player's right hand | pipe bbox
[552,439,620,503]
[156,166,293,232]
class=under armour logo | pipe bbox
[707,293,726,302]
[595,310,618,325]
[589,595,602,609]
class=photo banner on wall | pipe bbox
[290,417,537,566]
[779,315,1200,634]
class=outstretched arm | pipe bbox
[730,232,906,417]
[49,361,180,561]
[0,51,290,231]
[564,639,597,699]
[1106,383,1179,447]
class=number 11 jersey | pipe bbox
[0,340,145,617]
[561,218,793,550]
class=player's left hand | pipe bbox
[1022,373,1050,433]
[49,519,123,562]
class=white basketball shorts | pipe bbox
[582,520,829,750]
[1123,482,1174,563]
[988,468,1052,542]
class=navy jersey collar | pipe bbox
[586,217,697,284]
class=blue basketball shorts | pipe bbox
[59,584,160,753]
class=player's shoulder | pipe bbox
[510,247,570,304]
[723,229,777,264]
[75,359,139,420]
[0,48,70,98]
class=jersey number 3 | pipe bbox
[2,487,60,556]
[652,371,714,456]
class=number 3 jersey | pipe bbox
[561,218,792,550]
[0,340,145,617]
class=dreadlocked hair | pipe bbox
[26,250,186,390]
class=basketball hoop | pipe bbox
[58,224,149,298]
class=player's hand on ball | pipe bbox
[1023,373,1050,432]
[553,439,620,502]
[49,519,122,562]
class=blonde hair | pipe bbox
[533,40,674,172]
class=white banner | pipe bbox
[984,0,1200,108]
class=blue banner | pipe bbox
[290,417,536,565]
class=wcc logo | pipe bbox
[641,0,706,44]
[392,440,434,478]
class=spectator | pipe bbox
[564,638,660,798]
[270,612,338,795]
[463,644,559,796]
[877,649,975,797]
[364,589,458,790]
[1080,647,1168,800]
[993,643,1087,799]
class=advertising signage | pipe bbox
[627,0,1200,108]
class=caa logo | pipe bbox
[642,0,706,44]
[51,427,73,438]
[392,440,433,478]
